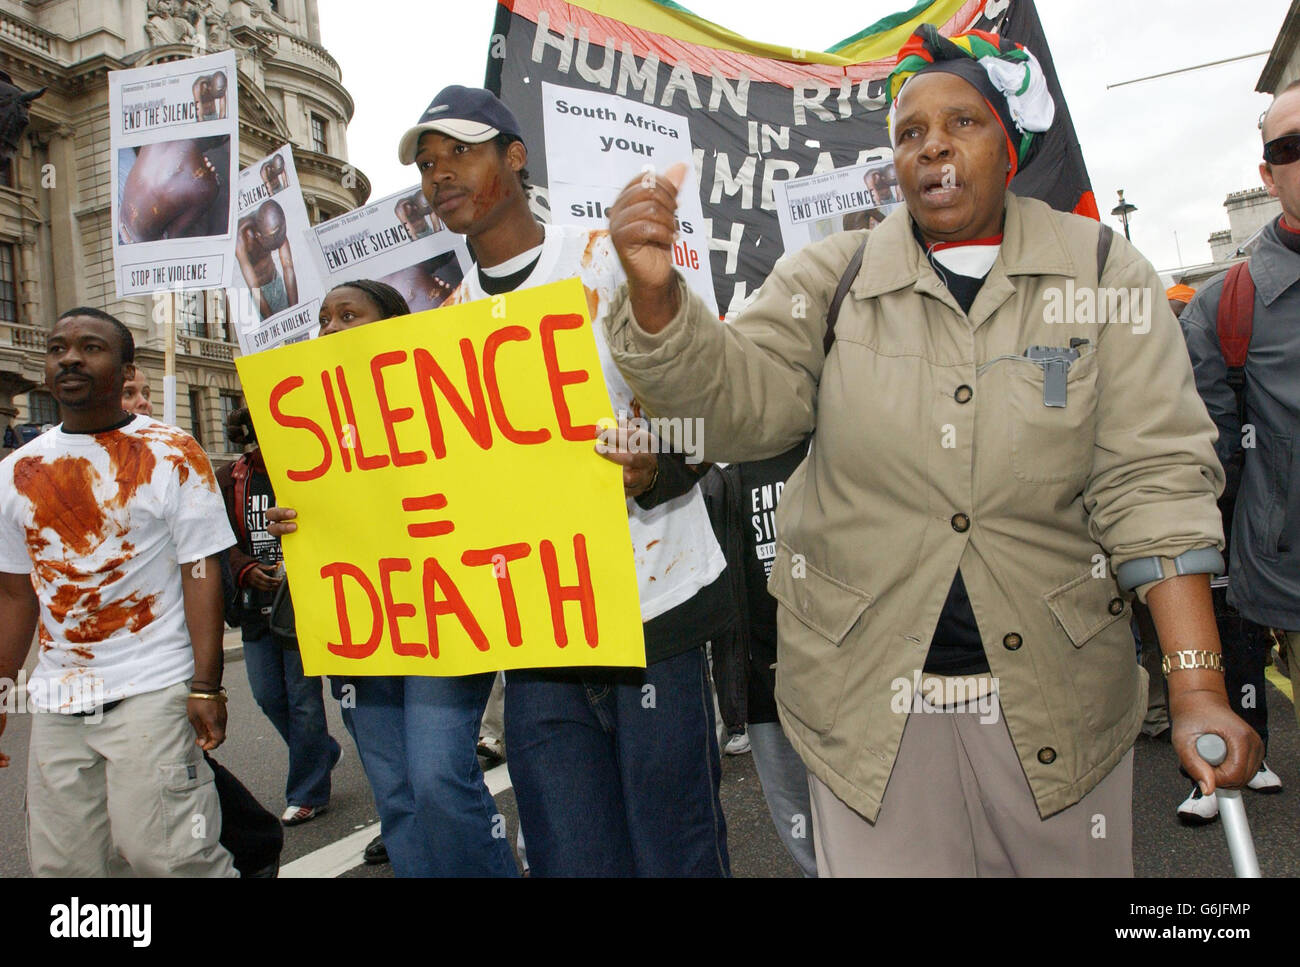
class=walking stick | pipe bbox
[1195,733,1261,878]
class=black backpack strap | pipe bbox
[1096,222,1113,281]
[823,236,868,355]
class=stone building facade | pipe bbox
[1179,188,1282,290]
[1170,4,1295,290]
[1260,0,1300,96]
[0,0,368,458]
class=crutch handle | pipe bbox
[1195,733,1262,878]
[1196,732,1227,766]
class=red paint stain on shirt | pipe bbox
[38,625,52,652]
[582,230,609,269]
[49,584,84,623]
[100,554,129,572]
[165,453,189,485]
[646,539,660,549]
[137,424,216,489]
[99,431,157,507]
[13,456,107,556]
[34,558,93,585]
[24,526,49,556]
[69,646,94,660]
[584,285,600,322]
[48,583,104,624]
[65,592,156,644]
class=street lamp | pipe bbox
[1111,189,1137,241]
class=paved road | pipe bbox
[1,632,1296,878]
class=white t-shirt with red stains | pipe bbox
[447,223,727,622]
[0,416,235,712]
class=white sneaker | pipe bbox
[1176,785,1219,825]
[724,731,750,756]
[1247,761,1283,793]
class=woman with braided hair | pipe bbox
[603,25,1262,876]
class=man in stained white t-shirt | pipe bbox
[272,87,733,875]
[0,306,238,877]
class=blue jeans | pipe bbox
[748,722,817,877]
[505,646,730,876]
[242,633,339,808]
[340,673,516,877]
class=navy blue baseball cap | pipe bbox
[398,86,524,165]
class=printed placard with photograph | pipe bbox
[773,157,905,255]
[309,185,470,315]
[109,50,238,298]
[226,144,325,355]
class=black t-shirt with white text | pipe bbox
[738,442,808,723]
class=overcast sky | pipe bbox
[317,0,1289,273]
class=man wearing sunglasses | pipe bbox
[1177,82,1300,824]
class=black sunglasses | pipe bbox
[1264,133,1300,166]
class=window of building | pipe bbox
[26,390,58,426]
[310,113,328,154]
[210,295,232,343]
[0,243,16,323]
[176,290,207,338]
[0,157,13,189]
[189,388,205,447]
[219,390,242,431]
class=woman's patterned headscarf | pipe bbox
[886,24,1055,182]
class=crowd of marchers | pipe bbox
[2,24,1299,878]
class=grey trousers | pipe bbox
[807,689,1133,877]
[749,722,817,877]
[26,681,237,877]
[479,671,505,745]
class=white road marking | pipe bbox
[279,825,380,878]
[278,762,513,878]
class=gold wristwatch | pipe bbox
[1161,650,1224,676]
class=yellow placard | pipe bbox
[235,278,645,676]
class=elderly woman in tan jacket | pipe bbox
[603,25,1261,876]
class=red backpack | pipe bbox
[1213,260,1255,514]
[1216,260,1255,370]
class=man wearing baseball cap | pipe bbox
[273,86,733,876]
[409,85,732,877]
[396,85,526,166]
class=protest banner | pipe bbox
[234,277,645,676]
[109,50,238,299]
[309,184,470,315]
[226,144,324,355]
[541,82,718,316]
[488,0,1094,317]
[774,157,906,254]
